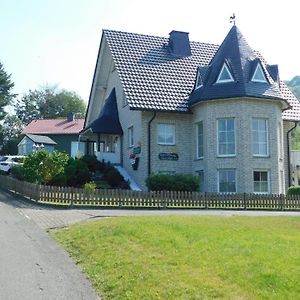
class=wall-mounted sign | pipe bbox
[158,153,179,161]
[133,146,141,155]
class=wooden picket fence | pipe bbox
[1,175,300,210]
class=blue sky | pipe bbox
[1,0,300,104]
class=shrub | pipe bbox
[287,186,300,195]
[65,158,91,187]
[10,165,25,181]
[146,173,199,192]
[22,150,69,184]
[80,155,104,172]
[49,173,67,186]
[84,182,97,190]
[104,167,124,188]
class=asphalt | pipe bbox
[0,189,99,300]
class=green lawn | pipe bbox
[52,216,300,299]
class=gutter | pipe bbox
[148,112,156,177]
[287,121,298,187]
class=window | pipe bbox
[252,118,268,156]
[216,63,234,83]
[278,122,283,159]
[158,124,175,145]
[251,64,267,83]
[71,141,85,158]
[218,118,235,156]
[218,169,236,193]
[253,171,269,194]
[128,126,134,148]
[195,71,203,89]
[196,122,204,158]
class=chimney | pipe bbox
[67,112,75,122]
[168,30,191,57]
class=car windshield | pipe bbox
[0,156,8,162]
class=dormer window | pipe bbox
[251,63,267,83]
[195,70,203,89]
[216,63,234,83]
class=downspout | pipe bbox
[148,112,157,177]
[287,121,298,187]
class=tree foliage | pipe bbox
[0,61,15,121]
[15,87,86,125]
[21,150,69,184]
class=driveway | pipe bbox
[0,189,99,300]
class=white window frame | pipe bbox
[278,121,283,160]
[218,169,237,193]
[253,170,270,194]
[251,63,267,83]
[196,121,204,159]
[217,118,236,157]
[252,118,269,157]
[128,126,134,148]
[216,63,234,84]
[157,123,175,145]
[195,71,203,89]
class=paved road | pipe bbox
[0,189,99,300]
[2,188,300,230]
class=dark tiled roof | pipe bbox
[26,134,57,145]
[84,88,123,135]
[189,26,284,105]
[104,29,300,121]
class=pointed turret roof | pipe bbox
[189,26,287,107]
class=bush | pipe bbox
[10,165,25,181]
[49,173,67,186]
[146,173,199,192]
[84,182,97,190]
[103,167,124,188]
[287,186,300,195]
[22,150,69,184]
[65,158,91,187]
[80,155,104,172]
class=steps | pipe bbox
[115,166,141,191]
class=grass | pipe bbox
[52,216,300,299]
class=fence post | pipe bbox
[70,187,74,209]
[280,194,284,211]
[204,192,207,209]
[243,193,247,210]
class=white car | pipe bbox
[0,156,24,173]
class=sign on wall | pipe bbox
[158,153,179,161]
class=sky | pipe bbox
[1,0,300,105]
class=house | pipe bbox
[18,134,57,155]
[81,25,300,193]
[20,113,85,157]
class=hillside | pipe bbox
[285,76,300,100]
[285,76,300,150]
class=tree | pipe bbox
[15,87,86,125]
[0,114,23,155]
[0,62,15,121]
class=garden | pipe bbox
[7,150,130,190]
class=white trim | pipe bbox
[128,126,134,148]
[252,118,269,157]
[251,63,267,83]
[216,63,234,83]
[217,118,236,157]
[195,71,203,89]
[157,123,175,146]
[217,169,237,193]
[196,121,204,159]
[253,170,270,194]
